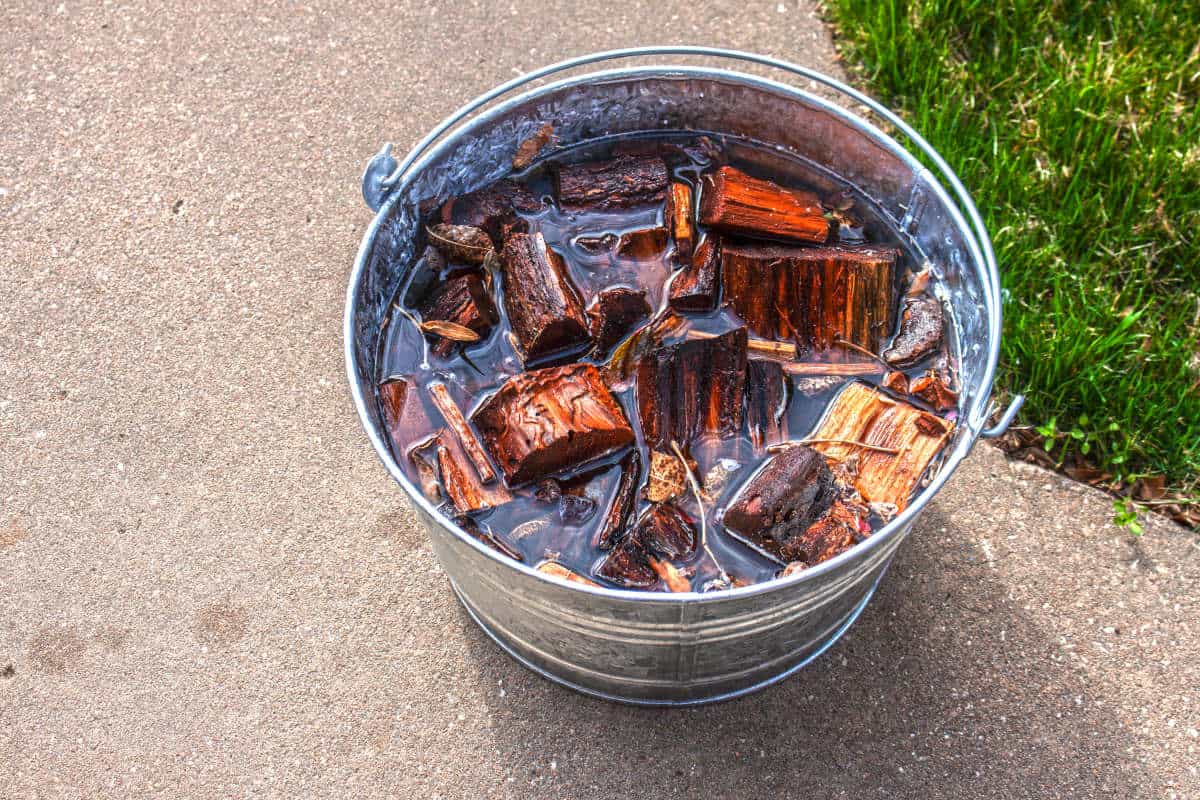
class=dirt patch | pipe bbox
[0,517,30,549]
[28,625,88,672]
[193,599,249,646]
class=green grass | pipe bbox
[825,0,1200,503]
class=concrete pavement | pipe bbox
[2,1,1197,797]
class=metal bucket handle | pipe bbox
[360,45,1023,438]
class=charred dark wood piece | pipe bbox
[587,287,651,356]
[722,445,836,558]
[471,363,635,486]
[665,182,695,258]
[778,501,868,565]
[555,155,668,210]
[634,503,697,559]
[418,273,499,358]
[441,180,541,241]
[593,449,641,550]
[499,232,591,365]
[720,242,898,360]
[698,166,829,244]
[596,536,659,589]
[883,296,945,368]
[668,236,721,312]
[636,327,748,451]
[745,359,789,451]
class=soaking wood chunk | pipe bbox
[883,296,945,368]
[636,327,748,450]
[807,382,953,510]
[665,182,695,258]
[910,369,957,412]
[412,430,511,514]
[471,363,635,486]
[698,166,829,244]
[555,155,668,210]
[596,504,696,589]
[779,500,869,565]
[594,449,640,550]
[536,560,601,587]
[722,445,835,558]
[418,273,499,358]
[745,360,789,451]
[668,236,720,312]
[441,179,541,241]
[587,287,651,355]
[379,376,428,452]
[428,382,496,483]
[721,242,898,360]
[614,226,669,265]
[500,232,591,365]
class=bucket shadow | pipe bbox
[454,504,1149,798]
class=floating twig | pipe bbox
[671,440,728,584]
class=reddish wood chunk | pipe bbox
[587,287,651,356]
[418,272,499,358]
[428,382,496,483]
[614,226,669,265]
[745,359,789,451]
[636,327,748,451]
[668,236,721,312]
[410,430,511,514]
[555,155,668,210]
[536,560,600,587]
[379,376,428,452]
[721,242,898,360]
[596,536,659,589]
[910,369,957,412]
[698,166,829,244]
[881,370,910,395]
[500,232,591,365]
[722,444,836,558]
[883,296,944,368]
[665,182,695,258]
[441,180,541,241]
[779,501,867,565]
[807,382,953,510]
[593,449,640,550]
[471,363,635,486]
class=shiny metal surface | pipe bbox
[345,48,1016,705]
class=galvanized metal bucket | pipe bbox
[345,47,1023,706]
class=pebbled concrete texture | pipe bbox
[1,1,1197,798]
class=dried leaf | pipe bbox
[645,450,687,503]
[700,458,742,503]
[512,123,554,170]
[511,518,549,540]
[1133,475,1167,501]
[419,319,482,343]
[426,224,495,265]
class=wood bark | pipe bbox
[668,236,721,312]
[698,166,829,243]
[555,155,668,210]
[722,444,835,558]
[499,232,591,365]
[636,327,747,451]
[745,359,789,451]
[471,363,635,486]
[720,242,898,361]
